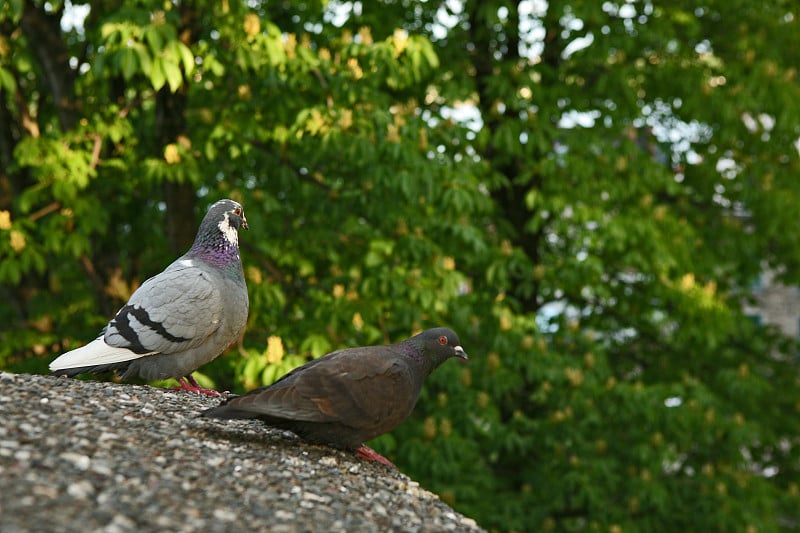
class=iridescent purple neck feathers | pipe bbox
[188,232,241,269]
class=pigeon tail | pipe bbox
[50,337,153,373]
[354,445,395,468]
[51,361,132,378]
[201,401,265,419]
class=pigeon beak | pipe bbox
[241,215,249,231]
[454,345,468,361]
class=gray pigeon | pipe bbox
[50,199,250,395]
[202,327,467,465]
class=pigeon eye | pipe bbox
[438,335,447,345]
[233,207,242,217]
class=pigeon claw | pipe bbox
[354,445,396,468]
[170,375,224,397]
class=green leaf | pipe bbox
[144,25,163,55]
[176,41,195,76]
[0,67,16,93]
[132,42,152,77]
[149,56,166,90]
[162,58,183,92]
[118,47,138,80]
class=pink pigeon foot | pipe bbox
[355,445,395,468]
[170,375,224,397]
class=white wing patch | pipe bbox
[49,337,155,371]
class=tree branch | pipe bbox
[28,202,61,222]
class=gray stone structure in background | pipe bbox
[743,268,800,339]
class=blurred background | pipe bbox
[1,1,799,530]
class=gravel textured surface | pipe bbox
[0,372,484,532]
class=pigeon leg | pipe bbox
[354,445,395,468]
[170,375,223,397]
[185,374,203,388]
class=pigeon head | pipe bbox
[202,199,247,241]
[190,199,248,263]
[411,327,468,373]
[210,198,249,237]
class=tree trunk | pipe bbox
[19,2,76,131]
[156,5,201,254]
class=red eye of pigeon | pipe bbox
[234,207,242,216]
[438,335,448,345]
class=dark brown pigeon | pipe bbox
[202,327,467,466]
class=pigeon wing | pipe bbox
[226,348,416,429]
[104,260,222,355]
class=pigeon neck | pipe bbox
[402,341,444,377]
[188,225,241,268]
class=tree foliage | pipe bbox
[2,1,799,531]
